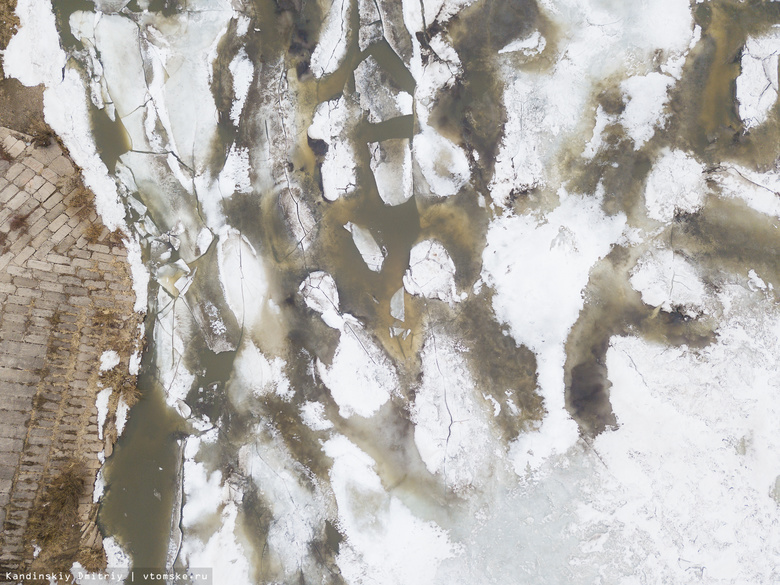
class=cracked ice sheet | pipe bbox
[310,0,351,78]
[308,95,359,201]
[644,148,708,223]
[712,164,780,219]
[154,287,196,411]
[481,189,626,470]
[585,287,780,583]
[324,435,457,585]
[629,247,712,317]
[404,239,461,304]
[238,430,326,580]
[216,227,269,330]
[412,333,500,493]
[300,272,398,417]
[737,26,780,129]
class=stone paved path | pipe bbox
[0,128,142,571]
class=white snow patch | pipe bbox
[620,72,675,149]
[44,68,127,231]
[231,341,292,405]
[413,126,470,198]
[229,48,254,124]
[100,350,121,372]
[300,401,333,431]
[2,0,65,87]
[644,148,708,222]
[115,396,130,436]
[96,387,112,441]
[316,316,398,418]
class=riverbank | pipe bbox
[0,126,143,575]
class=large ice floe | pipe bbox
[10,0,780,581]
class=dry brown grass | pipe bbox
[27,459,88,571]
[0,142,12,162]
[0,0,19,51]
[83,222,104,243]
[76,546,107,573]
[68,187,93,209]
[28,116,55,148]
[100,367,142,407]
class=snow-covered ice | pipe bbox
[404,239,460,303]
[737,27,780,129]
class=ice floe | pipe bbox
[404,239,460,304]
[308,95,359,201]
[345,221,386,272]
[630,247,711,317]
[737,26,780,129]
[369,139,413,206]
[644,148,708,222]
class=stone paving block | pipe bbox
[33,180,56,202]
[22,156,44,175]
[50,223,72,245]
[4,163,24,182]
[49,155,75,176]
[23,175,45,194]
[5,189,28,211]
[12,167,34,189]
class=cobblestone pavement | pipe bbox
[0,127,141,570]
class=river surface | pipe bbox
[30,0,780,582]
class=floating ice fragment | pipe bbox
[498,31,546,55]
[345,222,386,272]
[299,271,342,328]
[370,139,413,206]
[390,287,405,321]
[308,96,359,201]
[354,56,413,122]
[404,239,459,303]
[737,27,780,129]
[310,0,351,78]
